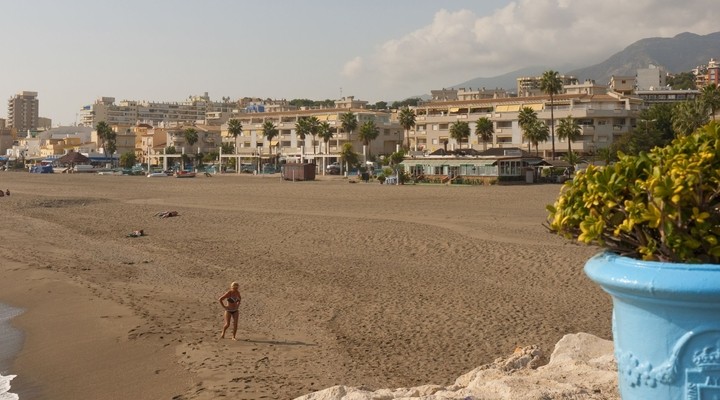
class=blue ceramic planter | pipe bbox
[585,252,720,399]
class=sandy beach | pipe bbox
[0,172,611,399]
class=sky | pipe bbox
[2,0,719,126]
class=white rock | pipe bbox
[294,333,619,400]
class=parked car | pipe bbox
[262,164,279,174]
[326,162,341,175]
[240,164,255,173]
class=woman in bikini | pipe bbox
[218,281,241,340]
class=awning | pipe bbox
[495,105,521,112]
[522,103,544,111]
[449,107,460,112]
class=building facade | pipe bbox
[220,97,402,166]
[78,93,236,128]
[7,91,39,135]
[408,90,642,159]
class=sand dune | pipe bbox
[0,173,611,399]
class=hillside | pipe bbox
[447,31,720,91]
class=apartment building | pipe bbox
[516,75,578,97]
[636,65,667,90]
[694,58,720,88]
[7,91,39,135]
[221,97,402,164]
[408,90,642,159]
[78,93,236,127]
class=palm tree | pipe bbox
[474,117,494,151]
[398,107,416,149]
[262,120,279,165]
[317,121,333,174]
[701,83,720,121]
[95,121,116,165]
[540,70,563,159]
[556,115,582,156]
[339,112,358,173]
[318,121,333,154]
[339,142,359,171]
[184,128,199,148]
[518,107,539,153]
[227,119,243,155]
[295,117,311,153]
[307,116,321,154]
[340,111,358,136]
[672,100,709,136]
[449,121,470,149]
[358,120,379,162]
[517,106,537,131]
[524,120,550,156]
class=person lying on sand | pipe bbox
[127,229,144,237]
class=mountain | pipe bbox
[446,31,720,91]
[568,31,720,84]
[451,66,551,91]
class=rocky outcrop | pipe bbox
[295,333,619,400]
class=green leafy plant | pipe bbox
[547,122,720,263]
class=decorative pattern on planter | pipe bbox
[616,329,720,399]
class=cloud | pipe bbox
[342,56,364,78]
[348,0,720,99]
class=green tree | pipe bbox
[474,117,494,151]
[398,107,416,149]
[295,117,311,150]
[667,72,697,90]
[390,98,421,108]
[221,142,234,154]
[596,147,616,165]
[562,151,581,166]
[339,142,359,172]
[318,121,333,153]
[306,116,321,154]
[672,100,709,136]
[96,121,117,164]
[119,151,136,168]
[227,119,243,154]
[340,111,358,139]
[556,115,582,156]
[641,103,675,144]
[518,107,539,152]
[358,120,380,161]
[262,120,279,164]
[449,121,471,149]
[518,106,537,130]
[701,83,720,121]
[540,70,563,159]
[524,120,549,156]
[184,128,199,148]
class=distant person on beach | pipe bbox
[127,229,144,237]
[218,281,241,340]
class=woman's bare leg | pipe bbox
[231,312,239,340]
[221,311,231,338]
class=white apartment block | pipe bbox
[222,97,403,163]
[516,75,578,97]
[408,90,642,159]
[78,93,235,128]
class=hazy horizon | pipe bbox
[3,0,719,126]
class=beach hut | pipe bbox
[56,151,91,168]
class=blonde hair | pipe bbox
[230,281,239,289]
